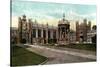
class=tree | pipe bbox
[92,25,96,30]
[92,34,96,43]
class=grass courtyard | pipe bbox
[57,43,96,51]
[43,43,96,51]
[11,45,47,66]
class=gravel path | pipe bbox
[23,45,96,65]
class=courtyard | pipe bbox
[11,45,47,66]
[18,44,96,65]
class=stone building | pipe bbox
[18,15,30,44]
[15,14,93,45]
[58,14,70,45]
[17,14,71,45]
[87,25,96,43]
[76,19,91,43]
[68,30,76,43]
[10,27,18,44]
[17,15,58,45]
[32,21,58,44]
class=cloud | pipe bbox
[11,1,96,30]
[65,10,96,22]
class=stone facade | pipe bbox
[11,27,18,44]
[87,27,96,43]
[58,14,70,45]
[18,15,58,45]
[11,14,95,45]
[76,19,91,43]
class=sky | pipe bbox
[11,0,96,30]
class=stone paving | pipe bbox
[22,44,96,65]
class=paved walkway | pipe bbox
[22,44,96,64]
[44,45,96,55]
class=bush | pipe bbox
[92,35,96,43]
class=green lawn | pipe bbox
[11,46,47,66]
[57,43,96,51]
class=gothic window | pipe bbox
[22,22,27,30]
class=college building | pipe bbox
[11,14,96,45]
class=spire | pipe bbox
[23,14,26,18]
[22,14,26,21]
[46,22,48,28]
[63,13,65,18]
[63,13,65,21]
[34,19,37,24]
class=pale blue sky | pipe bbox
[11,0,96,28]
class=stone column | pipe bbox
[50,29,53,39]
[60,27,61,40]
[56,29,58,43]
[36,29,38,38]
[50,29,53,44]
[46,29,48,44]
[64,27,66,39]
[41,29,43,38]
[61,29,63,40]
[36,28,38,44]
[41,29,44,44]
